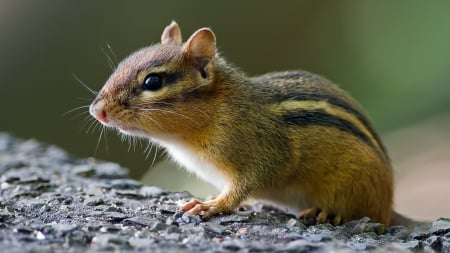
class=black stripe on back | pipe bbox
[282,110,376,151]
[277,93,385,153]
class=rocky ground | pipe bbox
[0,132,449,253]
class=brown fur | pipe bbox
[90,22,395,226]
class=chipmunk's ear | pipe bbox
[161,21,182,44]
[183,28,216,78]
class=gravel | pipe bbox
[0,132,449,252]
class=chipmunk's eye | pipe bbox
[143,74,163,91]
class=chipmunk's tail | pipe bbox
[391,211,431,231]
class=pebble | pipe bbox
[181,212,201,224]
[211,214,250,225]
[286,217,307,229]
[429,218,450,234]
[200,222,226,235]
[106,179,142,190]
[123,216,157,228]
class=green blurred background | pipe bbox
[1,1,450,217]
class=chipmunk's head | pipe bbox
[90,21,217,139]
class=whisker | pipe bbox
[106,42,119,66]
[139,115,164,131]
[134,107,200,127]
[62,105,90,117]
[86,120,98,134]
[188,83,208,93]
[135,102,210,119]
[188,105,210,119]
[92,121,102,135]
[72,73,98,96]
[151,145,159,168]
[132,137,137,152]
[144,141,153,160]
[79,116,94,133]
[103,127,109,154]
[160,149,169,160]
[138,138,145,149]
[69,110,90,120]
[127,135,133,152]
[95,125,104,155]
[101,46,116,72]
[120,132,128,143]
[131,136,137,152]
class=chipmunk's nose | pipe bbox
[90,99,109,124]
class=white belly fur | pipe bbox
[151,136,308,215]
[151,137,229,191]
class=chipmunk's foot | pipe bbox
[180,198,227,219]
[299,208,342,226]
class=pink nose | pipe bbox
[90,100,109,123]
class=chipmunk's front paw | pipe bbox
[180,198,225,219]
[299,208,342,226]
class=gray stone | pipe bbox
[425,235,442,251]
[396,240,424,251]
[211,213,250,225]
[280,239,320,253]
[84,197,105,206]
[158,203,178,214]
[442,241,450,253]
[429,218,450,234]
[106,179,142,190]
[287,217,307,230]
[181,212,202,224]
[149,221,169,232]
[200,222,226,235]
[123,216,158,227]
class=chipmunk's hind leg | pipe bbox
[299,208,342,226]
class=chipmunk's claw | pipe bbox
[299,208,342,226]
[180,198,221,219]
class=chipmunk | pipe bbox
[90,21,407,226]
